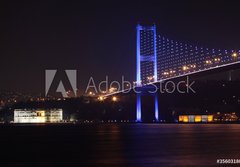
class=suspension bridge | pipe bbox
[105,24,240,122]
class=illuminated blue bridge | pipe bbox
[107,24,240,122]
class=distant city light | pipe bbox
[89,91,95,96]
[112,96,117,102]
[109,87,117,93]
[98,96,104,101]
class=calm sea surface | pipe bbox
[0,124,240,167]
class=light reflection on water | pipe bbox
[0,124,240,167]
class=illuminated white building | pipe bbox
[14,109,63,123]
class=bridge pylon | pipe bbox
[136,24,158,122]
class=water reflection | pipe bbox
[0,124,240,167]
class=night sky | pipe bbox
[1,0,240,94]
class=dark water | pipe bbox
[1,124,240,167]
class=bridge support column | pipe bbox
[136,88,159,122]
[154,93,159,122]
[135,24,158,123]
[136,93,142,122]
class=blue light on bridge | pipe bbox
[155,94,159,121]
[135,24,158,122]
[134,24,240,123]
[136,94,141,122]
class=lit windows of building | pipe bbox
[194,115,202,122]
[14,109,63,123]
[178,115,213,123]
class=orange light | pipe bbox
[232,52,238,58]
[112,96,117,102]
[194,115,202,122]
[37,111,45,117]
[207,115,213,122]
[163,72,169,75]
[183,116,189,122]
[109,87,117,93]
[182,66,188,71]
[98,96,104,101]
[179,116,184,122]
[205,60,212,64]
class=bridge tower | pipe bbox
[136,24,159,122]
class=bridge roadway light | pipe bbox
[182,66,188,71]
[147,76,154,82]
[205,60,212,64]
[190,64,196,68]
[232,52,238,58]
[163,72,169,75]
[109,87,117,93]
